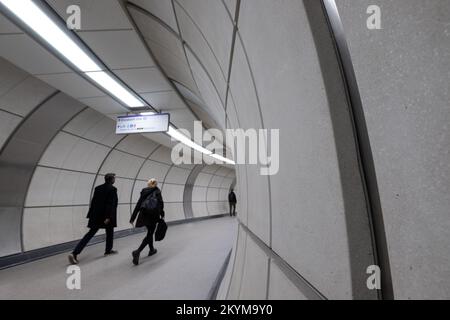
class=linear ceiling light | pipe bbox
[167,126,235,165]
[0,0,145,108]
[210,154,236,165]
[0,0,100,72]
[167,126,212,155]
[86,71,144,108]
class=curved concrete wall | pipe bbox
[133,0,374,300]
[190,165,236,218]
[0,57,234,257]
[220,0,375,300]
[335,0,450,299]
[126,0,450,300]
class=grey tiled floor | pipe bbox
[0,217,237,300]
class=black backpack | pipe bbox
[141,191,159,211]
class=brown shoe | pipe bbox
[68,254,78,265]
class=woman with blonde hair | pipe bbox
[130,178,164,265]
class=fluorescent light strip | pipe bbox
[86,71,144,108]
[167,126,235,165]
[210,154,236,165]
[1,0,100,72]
[167,126,212,155]
[1,0,145,108]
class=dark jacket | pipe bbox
[228,191,237,203]
[131,187,164,228]
[87,183,118,229]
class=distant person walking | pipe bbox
[228,189,237,217]
[68,173,118,264]
[130,178,164,265]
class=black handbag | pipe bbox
[155,219,167,241]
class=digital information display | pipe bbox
[116,113,170,135]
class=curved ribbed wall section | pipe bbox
[124,0,450,300]
[0,57,235,257]
[126,0,376,300]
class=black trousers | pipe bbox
[73,226,114,255]
[137,223,157,253]
[229,203,236,216]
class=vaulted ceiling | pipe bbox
[0,0,237,152]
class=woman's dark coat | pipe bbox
[87,183,118,229]
[131,187,164,228]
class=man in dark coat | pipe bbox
[68,173,118,264]
[228,189,237,217]
[130,178,164,265]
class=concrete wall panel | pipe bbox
[0,77,54,116]
[336,0,450,299]
[192,201,208,218]
[23,208,50,251]
[239,235,268,299]
[0,110,21,149]
[268,260,308,300]
[164,202,185,222]
[99,150,144,179]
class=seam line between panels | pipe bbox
[0,90,59,157]
[2,90,61,253]
[0,75,32,102]
[225,222,240,299]
[238,221,326,300]
[183,164,205,219]
[265,256,271,300]
[182,44,227,113]
[223,0,240,129]
[122,1,206,127]
[34,163,197,184]
[173,0,229,80]
[0,107,24,118]
[76,27,134,33]
[170,0,203,102]
[126,0,231,134]
[160,162,176,194]
[59,130,121,150]
[58,130,177,167]
[21,103,88,252]
[236,225,248,299]
[209,248,233,300]
[205,166,224,217]
[234,28,273,247]
[23,200,230,210]
[89,135,129,200]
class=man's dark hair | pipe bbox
[105,173,116,184]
